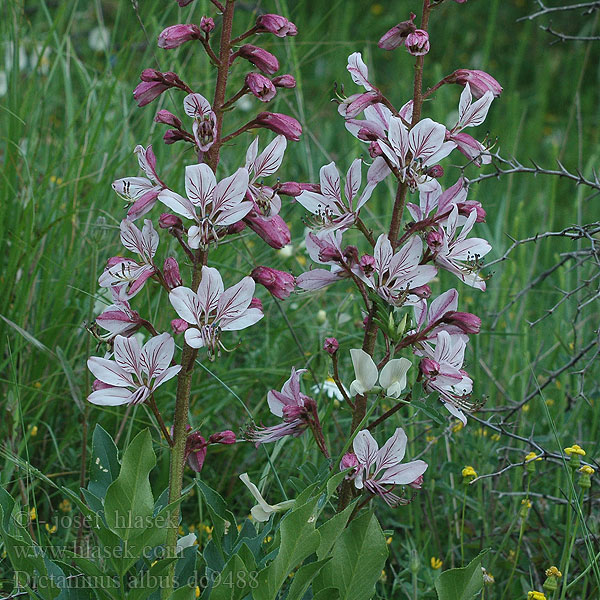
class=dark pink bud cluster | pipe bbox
[323,337,339,355]
[185,427,237,473]
[251,266,296,300]
[158,24,202,49]
[256,13,297,37]
[134,69,189,107]
[377,14,416,50]
[252,112,302,141]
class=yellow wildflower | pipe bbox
[527,592,546,600]
[451,421,464,433]
[545,566,562,578]
[45,523,57,534]
[195,586,200,598]
[462,466,477,479]
[525,452,541,462]
[58,499,72,513]
[430,557,443,569]
[30,425,38,436]
[29,507,37,521]
[491,433,501,442]
[564,444,585,456]
[579,465,595,475]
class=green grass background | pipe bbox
[1,0,599,597]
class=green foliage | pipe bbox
[435,551,488,600]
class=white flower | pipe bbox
[239,473,294,522]
[350,349,411,398]
[312,377,347,401]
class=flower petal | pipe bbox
[140,332,175,379]
[87,357,134,387]
[169,286,202,324]
[350,348,378,395]
[353,429,379,471]
[88,387,133,406]
[184,163,216,211]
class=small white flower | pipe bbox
[350,349,411,398]
[312,377,347,401]
[89,26,110,52]
[239,473,294,522]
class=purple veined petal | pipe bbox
[184,327,205,348]
[215,200,253,226]
[185,164,216,213]
[374,234,393,276]
[113,334,143,376]
[98,259,144,288]
[366,156,391,187]
[212,168,250,218]
[451,237,492,261]
[267,389,288,418]
[347,52,373,91]
[423,140,456,168]
[112,176,155,201]
[152,364,182,389]
[134,144,158,182]
[183,93,212,119]
[437,177,469,214]
[436,256,487,291]
[295,190,331,216]
[197,266,224,316]
[387,116,410,163]
[127,266,157,298]
[169,286,203,325]
[409,118,447,163]
[129,386,151,405]
[87,357,135,387]
[353,429,379,472]
[417,179,443,218]
[158,189,198,221]
[319,162,342,205]
[364,103,392,131]
[88,387,134,406]
[413,299,428,331]
[399,99,413,123]
[253,135,287,179]
[216,276,255,325]
[457,86,494,130]
[454,207,478,242]
[344,158,362,206]
[140,332,175,379]
[296,269,341,291]
[428,289,459,324]
[280,367,304,400]
[127,188,162,221]
[245,137,260,170]
[380,459,428,485]
[140,219,159,261]
[221,307,263,331]
[434,331,466,368]
[388,236,424,280]
[120,219,145,256]
[375,428,407,472]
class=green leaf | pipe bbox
[209,552,256,600]
[314,588,340,600]
[104,429,155,542]
[169,585,196,600]
[286,558,331,600]
[253,497,321,600]
[410,399,446,425]
[0,486,15,530]
[435,550,489,600]
[196,479,237,559]
[88,424,121,501]
[316,501,355,560]
[313,511,388,600]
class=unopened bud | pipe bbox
[245,72,277,102]
[155,109,183,128]
[200,16,215,34]
[159,213,183,229]
[163,257,182,289]
[251,266,296,300]
[252,112,302,141]
[255,14,297,37]
[237,44,279,75]
[158,24,202,49]
[377,14,416,51]
[405,30,430,56]
[209,430,236,445]
[323,337,339,355]
[171,318,188,334]
[272,74,296,88]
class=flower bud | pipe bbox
[457,200,486,222]
[411,285,432,299]
[277,181,302,196]
[255,14,297,37]
[524,451,541,473]
[338,91,382,119]
[163,129,188,144]
[200,16,215,34]
[245,72,277,102]
[185,432,207,473]
[450,69,502,99]
[409,474,424,489]
[377,14,416,51]
[272,74,296,88]
[426,231,444,254]
[155,109,183,128]
[564,444,585,469]
[159,213,183,230]
[578,465,594,489]
[163,257,182,289]
[426,164,444,178]
[249,297,263,311]
[409,549,420,574]
[369,141,383,158]
[171,318,188,334]
[158,24,202,49]
[237,44,279,75]
[419,358,440,378]
[340,452,359,471]
[444,311,481,334]
[405,30,430,56]
[134,81,169,107]
[316,310,327,324]
[359,254,375,276]
[226,220,247,234]
[543,567,561,594]
[244,212,292,248]
[251,266,296,300]
[323,337,339,355]
[252,112,302,141]
[519,498,532,519]
[209,430,236,445]
[461,465,477,484]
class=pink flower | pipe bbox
[338,91,382,119]
[256,14,297,37]
[159,164,251,249]
[163,257,182,289]
[209,430,236,444]
[451,69,502,98]
[87,333,181,406]
[169,266,263,355]
[351,429,428,506]
[236,44,279,75]
[378,14,416,50]
[171,318,188,334]
[295,159,382,232]
[296,230,349,291]
[246,368,318,446]
[252,112,302,141]
[246,73,277,102]
[340,452,359,470]
[405,30,430,56]
[158,24,202,49]
[185,431,208,472]
[183,93,217,152]
[112,145,166,220]
[358,234,437,307]
[251,266,296,300]
[244,212,291,249]
[96,290,142,340]
[98,220,159,299]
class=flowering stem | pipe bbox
[148,395,173,447]
[411,0,432,126]
[387,181,409,251]
[230,26,258,46]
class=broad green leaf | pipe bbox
[169,585,196,600]
[435,550,489,600]
[316,501,355,560]
[286,558,331,600]
[196,479,237,559]
[209,553,256,600]
[0,486,15,530]
[314,588,340,600]
[410,399,446,425]
[104,429,155,542]
[88,424,120,501]
[253,497,321,600]
[314,511,388,600]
